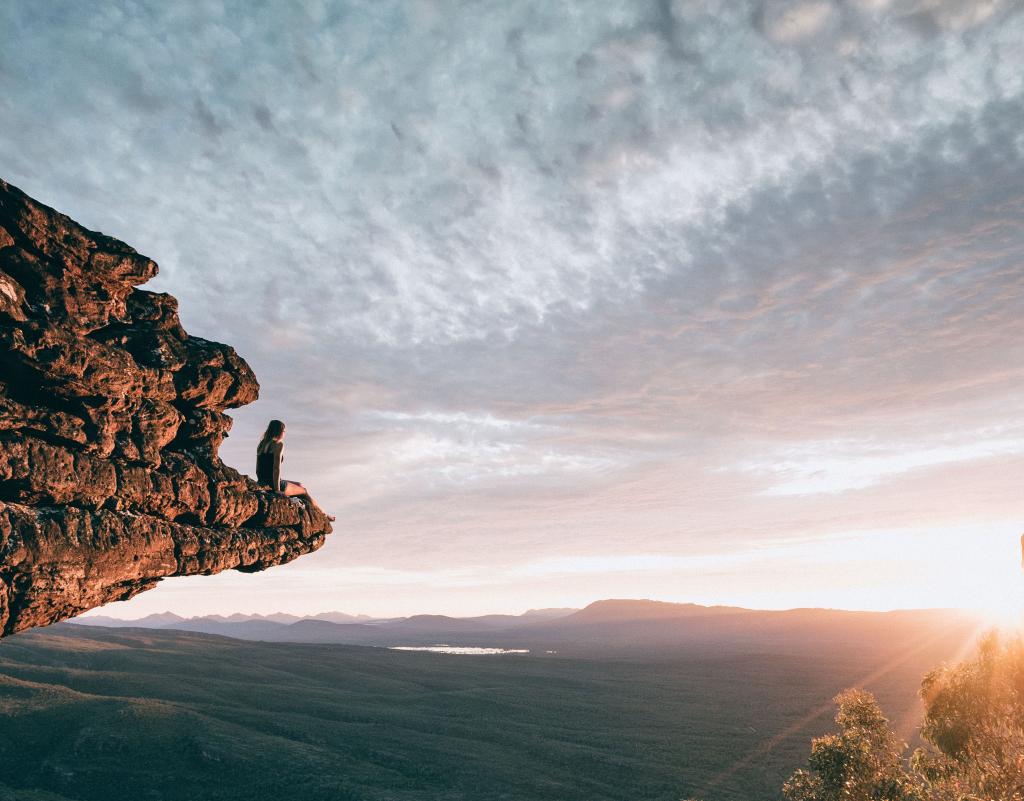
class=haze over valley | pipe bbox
[5,600,985,801]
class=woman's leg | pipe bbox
[281,480,334,521]
[281,480,308,497]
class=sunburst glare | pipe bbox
[963,534,1024,630]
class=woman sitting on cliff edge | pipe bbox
[256,420,335,521]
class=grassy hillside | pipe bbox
[0,621,979,801]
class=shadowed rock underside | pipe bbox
[0,179,332,636]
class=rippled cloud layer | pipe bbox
[3,0,1023,614]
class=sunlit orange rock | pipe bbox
[0,179,332,636]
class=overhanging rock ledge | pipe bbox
[0,179,332,637]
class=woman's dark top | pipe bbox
[256,441,283,491]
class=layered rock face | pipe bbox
[0,179,332,637]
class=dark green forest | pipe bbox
[0,619,973,801]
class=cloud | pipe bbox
[758,2,836,43]
[5,1,1021,351]
[734,428,1024,496]
[3,0,1024,613]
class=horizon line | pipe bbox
[75,597,972,622]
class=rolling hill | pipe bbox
[1,604,987,800]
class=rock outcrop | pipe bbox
[0,179,332,637]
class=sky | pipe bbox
[2,0,1024,618]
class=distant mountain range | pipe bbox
[72,599,981,656]
[76,609,386,627]
[75,606,576,629]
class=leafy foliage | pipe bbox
[782,689,919,801]
[784,633,1024,801]
[913,634,1024,801]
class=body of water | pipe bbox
[388,645,530,655]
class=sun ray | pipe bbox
[694,619,983,798]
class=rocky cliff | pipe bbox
[0,179,332,637]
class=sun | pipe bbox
[961,536,1024,631]
[908,530,1024,631]
[974,584,1024,630]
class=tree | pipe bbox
[912,633,1024,801]
[783,633,1024,801]
[782,689,920,801]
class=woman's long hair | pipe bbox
[257,419,286,454]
